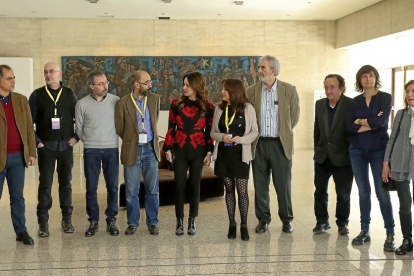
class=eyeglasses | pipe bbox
[137,80,152,86]
[93,81,110,87]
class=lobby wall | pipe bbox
[336,0,414,48]
[0,18,349,150]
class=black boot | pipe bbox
[188,217,196,235]
[228,223,237,239]
[241,224,249,241]
[396,238,413,255]
[176,218,184,236]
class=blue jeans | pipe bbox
[124,142,159,227]
[0,151,27,234]
[84,148,119,223]
[349,147,395,235]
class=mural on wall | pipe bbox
[62,56,261,110]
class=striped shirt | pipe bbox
[260,80,279,137]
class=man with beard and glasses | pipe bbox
[29,62,78,237]
[75,72,120,237]
[246,55,300,234]
[115,70,161,236]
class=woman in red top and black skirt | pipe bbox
[163,72,215,236]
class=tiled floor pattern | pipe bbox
[0,150,412,275]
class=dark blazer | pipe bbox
[0,92,36,171]
[115,92,160,167]
[314,94,352,166]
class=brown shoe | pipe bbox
[148,225,159,236]
[125,225,137,236]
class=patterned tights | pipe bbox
[223,177,249,225]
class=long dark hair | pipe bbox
[218,79,249,114]
[177,72,209,117]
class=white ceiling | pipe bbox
[0,0,383,21]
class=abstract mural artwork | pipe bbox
[62,56,261,110]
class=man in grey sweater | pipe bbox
[75,72,120,237]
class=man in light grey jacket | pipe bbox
[75,71,120,237]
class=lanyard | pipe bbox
[45,85,62,117]
[130,93,147,130]
[225,105,236,133]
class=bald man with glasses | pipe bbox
[29,61,79,238]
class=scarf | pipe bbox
[410,106,414,145]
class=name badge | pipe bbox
[224,134,233,147]
[139,132,148,144]
[51,118,60,130]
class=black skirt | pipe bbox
[214,143,250,179]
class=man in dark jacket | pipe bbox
[313,74,353,235]
[29,62,78,237]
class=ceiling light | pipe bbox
[97,15,114,18]
[89,0,98,3]
[235,1,243,5]
[163,0,172,3]
[158,16,170,20]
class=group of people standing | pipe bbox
[0,55,413,255]
[314,65,414,255]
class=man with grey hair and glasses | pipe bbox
[246,55,300,234]
[75,72,120,237]
[29,61,78,237]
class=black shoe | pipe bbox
[384,235,396,252]
[125,225,137,236]
[38,223,49,238]
[16,232,34,245]
[352,230,371,245]
[148,225,159,236]
[176,218,184,236]
[85,221,99,237]
[240,224,249,241]
[396,238,413,255]
[338,225,349,235]
[107,220,119,236]
[313,223,331,234]
[61,220,74,233]
[188,217,196,235]
[282,221,294,233]
[228,223,237,239]
[255,222,269,234]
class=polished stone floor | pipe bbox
[0,149,412,275]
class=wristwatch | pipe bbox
[207,151,212,155]
[359,119,363,125]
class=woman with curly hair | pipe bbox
[163,72,215,236]
[211,79,258,241]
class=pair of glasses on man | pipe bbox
[137,80,152,86]
[93,81,110,87]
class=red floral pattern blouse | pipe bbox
[163,98,215,159]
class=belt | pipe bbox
[259,136,280,140]
[139,140,154,146]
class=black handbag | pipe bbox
[382,112,405,191]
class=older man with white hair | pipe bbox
[29,61,78,237]
[246,55,300,234]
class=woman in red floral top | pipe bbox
[163,72,215,236]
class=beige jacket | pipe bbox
[0,92,36,171]
[211,103,259,164]
[245,80,300,160]
[115,92,160,167]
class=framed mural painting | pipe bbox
[62,56,261,110]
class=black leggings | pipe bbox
[174,157,204,219]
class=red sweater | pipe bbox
[1,99,23,153]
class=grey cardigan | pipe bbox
[211,103,259,164]
[384,108,414,181]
